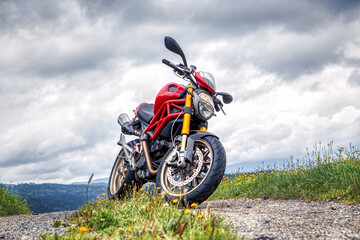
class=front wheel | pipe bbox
[156,136,226,205]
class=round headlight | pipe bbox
[193,90,215,121]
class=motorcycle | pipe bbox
[108,36,233,205]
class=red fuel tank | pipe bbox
[154,83,185,114]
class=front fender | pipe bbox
[186,131,219,162]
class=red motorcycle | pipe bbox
[108,36,233,205]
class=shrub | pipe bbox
[0,184,31,216]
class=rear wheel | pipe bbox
[156,136,226,205]
[108,140,141,199]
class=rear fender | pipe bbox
[186,131,219,162]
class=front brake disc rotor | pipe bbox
[167,147,204,187]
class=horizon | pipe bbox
[1,0,360,183]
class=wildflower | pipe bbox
[190,203,198,208]
[184,209,190,214]
[128,227,132,231]
[98,201,102,204]
[157,187,161,190]
[83,210,87,213]
[79,226,89,233]
[197,214,203,219]
[102,193,106,196]
[172,199,179,204]
[124,183,127,186]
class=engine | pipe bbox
[135,139,171,180]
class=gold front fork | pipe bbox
[179,84,193,162]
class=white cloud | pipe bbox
[0,0,360,183]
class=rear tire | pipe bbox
[108,140,141,199]
[156,136,226,205]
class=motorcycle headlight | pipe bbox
[193,89,215,121]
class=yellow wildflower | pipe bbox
[190,203,198,208]
[184,209,190,214]
[102,193,106,196]
[83,210,87,213]
[128,227,132,231]
[98,201,102,204]
[172,199,179,204]
[79,226,89,233]
[197,214,203,219]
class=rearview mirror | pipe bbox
[217,92,233,104]
[164,36,187,66]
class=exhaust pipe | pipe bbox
[141,140,158,176]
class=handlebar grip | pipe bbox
[162,59,174,69]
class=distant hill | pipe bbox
[71,177,109,185]
[9,183,107,214]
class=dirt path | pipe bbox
[0,211,75,240]
[204,198,360,239]
[0,199,359,239]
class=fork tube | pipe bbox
[200,126,207,131]
[180,83,193,153]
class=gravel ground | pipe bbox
[204,198,360,239]
[0,211,75,240]
[0,199,359,239]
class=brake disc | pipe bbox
[167,147,204,187]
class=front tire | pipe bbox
[156,136,226,205]
[108,140,140,199]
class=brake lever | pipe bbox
[220,105,226,115]
[214,96,226,115]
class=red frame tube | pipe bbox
[145,98,186,140]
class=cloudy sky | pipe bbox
[1,0,360,184]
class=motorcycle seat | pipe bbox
[137,103,154,123]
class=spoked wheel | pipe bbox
[156,136,226,205]
[108,140,140,199]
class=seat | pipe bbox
[137,103,154,123]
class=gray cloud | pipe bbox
[1,0,360,183]
[348,69,360,87]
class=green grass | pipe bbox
[41,191,239,240]
[0,184,31,216]
[42,142,359,239]
[210,143,360,204]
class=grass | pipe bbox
[210,142,360,204]
[38,142,360,239]
[41,190,239,239]
[0,184,31,216]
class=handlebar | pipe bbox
[162,59,183,72]
[162,58,198,87]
